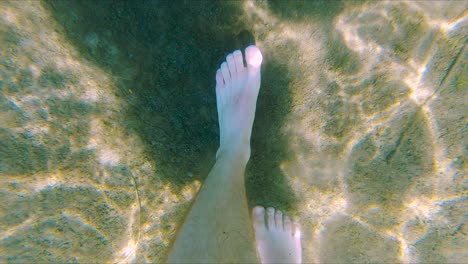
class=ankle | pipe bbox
[216,141,251,165]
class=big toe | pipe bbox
[252,206,267,233]
[245,45,263,70]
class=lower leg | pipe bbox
[166,46,263,263]
[167,147,256,263]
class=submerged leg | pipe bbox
[167,45,263,263]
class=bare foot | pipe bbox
[252,206,302,264]
[215,45,262,160]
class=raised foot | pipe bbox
[215,45,263,160]
[252,206,302,264]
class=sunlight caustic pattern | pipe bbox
[0,1,200,262]
[243,1,466,263]
[0,0,465,263]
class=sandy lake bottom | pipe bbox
[0,1,466,263]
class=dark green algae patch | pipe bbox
[43,0,313,210]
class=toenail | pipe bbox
[256,207,265,216]
[246,46,262,67]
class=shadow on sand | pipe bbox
[44,0,298,210]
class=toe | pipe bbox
[283,215,292,232]
[215,69,224,87]
[245,45,263,71]
[293,223,301,239]
[233,50,244,73]
[221,62,230,83]
[266,207,275,230]
[275,210,283,229]
[252,206,267,231]
[226,54,237,79]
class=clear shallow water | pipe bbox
[0,1,466,263]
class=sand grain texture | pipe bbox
[0,0,466,263]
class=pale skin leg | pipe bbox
[166,46,263,263]
[166,45,302,263]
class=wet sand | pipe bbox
[0,1,466,262]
